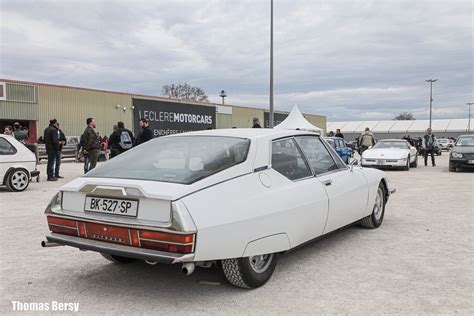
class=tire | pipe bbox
[100,253,136,264]
[360,182,386,229]
[449,164,456,172]
[410,155,418,168]
[5,168,30,192]
[221,253,278,289]
[403,156,410,171]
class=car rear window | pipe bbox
[85,136,250,184]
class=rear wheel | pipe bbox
[222,253,277,289]
[100,253,136,264]
[360,183,386,229]
[6,169,29,192]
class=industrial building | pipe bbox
[0,79,326,142]
[327,119,473,141]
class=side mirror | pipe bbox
[349,158,359,171]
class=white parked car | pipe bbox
[361,139,418,170]
[0,134,40,192]
[42,129,395,288]
[437,138,453,151]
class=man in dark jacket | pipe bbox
[44,119,60,181]
[55,123,67,179]
[109,121,134,157]
[252,117,262,128]
[335,129,344,139]
[81,118,99,173]
[13,122,28,144]
[135,118,153,146]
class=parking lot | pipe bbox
[1,155,472,314]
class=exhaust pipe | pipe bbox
[181,263,195,276]
[41,240,62,247]
[145,260,158,265]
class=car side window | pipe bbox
[0,138,17,155]
[295,136,340,175]
[272,138,313,180]
[336,140,342,148]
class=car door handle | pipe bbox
[322,179,332,186]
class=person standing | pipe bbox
[108,125,119,159]
[44,119,60,181]
[109,121,134,157]
[422,128,438,167]
[134,118,153,146]
[335,129,344,139]
[327,131,335,137]
[55,123,67,179]
[358,127,375,154]
[252,118,261,128]
[81,118,99,173]
[3,125,13,135]
[13,122,28,144]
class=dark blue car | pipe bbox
[324,137,353,163]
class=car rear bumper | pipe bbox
[44,232,195,264]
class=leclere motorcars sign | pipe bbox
[132,98,216,137]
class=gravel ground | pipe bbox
[1,154,473,314]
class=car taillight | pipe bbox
[47,216,78,237]
[46,216,195,254]
[139,230,195,254]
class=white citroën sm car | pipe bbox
[42,129,395,289]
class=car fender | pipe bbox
[242,233,291,257]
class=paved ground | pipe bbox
[1,154,473,314]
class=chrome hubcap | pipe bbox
[12,171,28,190]
[249,254,273,273]
[373,188,384,220]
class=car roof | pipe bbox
[379,139,408,142]
[171,128,319,140]
[324,137,344,140]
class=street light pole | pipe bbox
[425,79,438,129]
[467,102,474,133]
[269,0,274,128]
[219,90,227,105]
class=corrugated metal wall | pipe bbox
[38,86,133,138]
[229,107,264,128]
[0,83,38,120]
[305,114,327,134]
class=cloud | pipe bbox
[0,0,472,121]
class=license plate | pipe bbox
[469,160,474,164]
[85,196,138,217]
[377,160,385,165]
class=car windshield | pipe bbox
[438,139,448,143]
[455,136,474,146]
[85,136,251,184]
[325,139,335,146]
[373,141,408,149]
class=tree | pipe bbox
[394,112,416,120]
[161,83,209,102]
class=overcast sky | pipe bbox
[1,0,472,121]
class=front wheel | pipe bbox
[360,182,386,229]
[221,253,278,289]
[410,155,418,168]
[403,156,410,171]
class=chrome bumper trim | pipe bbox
[45,233,195,264]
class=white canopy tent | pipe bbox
[274,105,323,133]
